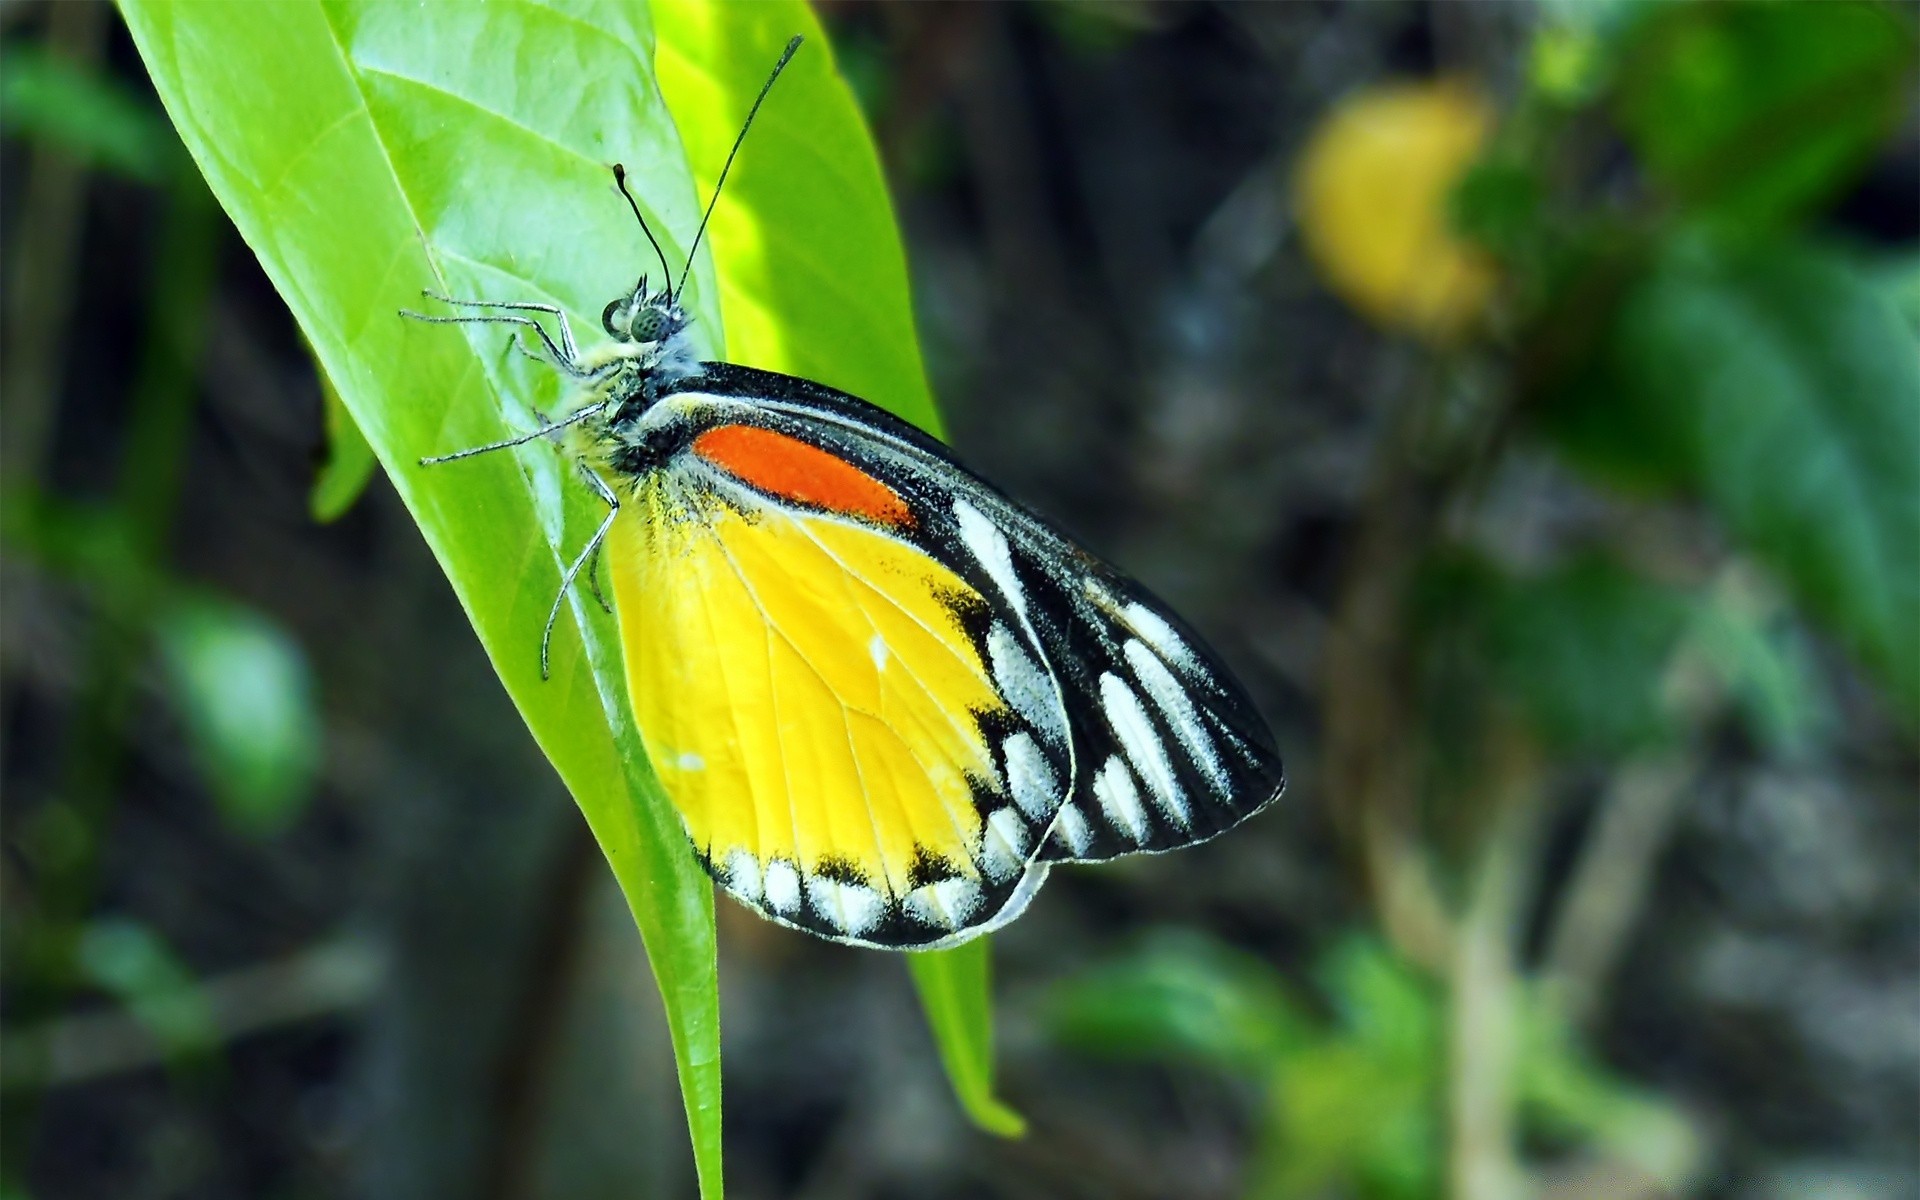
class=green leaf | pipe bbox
[1520,995,1704,1189]
[906,940,1027,1139]
[155,593,322,836]
[310,365,377,523]
[0,44,176,183]
[653,2,936,431]
[1540,236,1920,717]
[77,919,218,1073]
[125,0,962,1188]
[1686,571,1828,756]
[1045,931,1307,1075]
[1615,1,1916,228]
[119,2,726,1191]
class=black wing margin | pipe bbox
[1007,531,1284,863]
[672,363,1285,870]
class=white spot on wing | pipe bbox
[981,806,1030,880]
[675,752,705,771]
[1123,639,1229,792]
[904,877,984,929]
[869,634,888,670]
[763,861,801,914]
[954,499,1026,616]
[1093,757,1150,843]
[809,877,884,936]
[724,851,763,902]
[988,623,1066,748]
[1053,802,1093,855]
[1002,732,1059,820]
[1100,672,1189,826]
[1121,601,1201,674]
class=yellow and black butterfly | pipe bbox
[406,38,1283,950]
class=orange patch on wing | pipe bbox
[692,424,913,528]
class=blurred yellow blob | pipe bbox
[1295,79,1497,344]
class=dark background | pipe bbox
[3,2,1916,1198]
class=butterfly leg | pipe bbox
[418,400,607,465]
[401,303,587,379]
[416,291,582,363]
[541,473,620,679]
[578,466,617,615]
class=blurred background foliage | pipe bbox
[2,1,1915,1198]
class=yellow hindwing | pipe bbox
[612,473,1010,925]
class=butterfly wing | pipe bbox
[608,379,1070,949]
[610,365,1282,948]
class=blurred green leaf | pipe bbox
[1866,249,1920,337]
[1045,931,1308,1076]
[1451,159,1544,263]
[1255,938,1442,1200]
[906,941,1026,1139]
[1686,573,1827,756]
[0,44,175,183]
[1521,998,1704,1188]
[1421,554,1693,755]
[1615,1,1916,228]
[1527,22,1607,107]
[309,367,376,523]
[1315,936,1440,1070]
[77,919,218,1073]
[155,594,321,836]
[1540,236,1920,716]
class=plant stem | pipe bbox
[1447,720,1542,1200]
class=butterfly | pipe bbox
[405,37,1283,950]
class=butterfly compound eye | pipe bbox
[631,308,669,342]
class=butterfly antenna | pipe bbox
[612,163,675,289]
[673,35,803,300]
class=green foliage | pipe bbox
[1614,1,1916,229]
[652,3,938,429]
[907,941,1026,1138]
[1050,933,1698,1200]
[118,2,729,1185]
[310,367,376,523]
[1541,236,1920,716]
[77,919,218,1076]
[155,594,321,836]
[1422,554,1695,755]
[1047,932,1308,1075]
[0,44,175,182]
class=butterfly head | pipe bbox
[602,277,689,348]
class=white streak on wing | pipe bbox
[1093,757,1150,843]
[763,861,802,914]
[1002,732,1059,820]
[1100,672,1189,826]
[1121,601,1200,674]
[675,752,706,771]
[869,634,888,670]
[988,623,1067,748]
[1053,802,1093,855]
[809,877,884,936]
[1123,639,1229,792]
[954,499,1026,616]
[724,851,763,902]
[981,807,1030,880]
[904,877,983,930]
